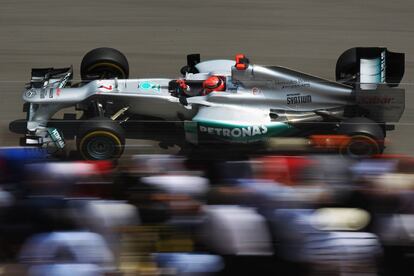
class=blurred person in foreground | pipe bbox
[349,157,414,276]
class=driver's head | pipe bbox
[203,76,225,93]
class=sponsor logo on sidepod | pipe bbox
[287,94,312,105]
[200,125,268,138]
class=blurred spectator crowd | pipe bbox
[1,147,414,275]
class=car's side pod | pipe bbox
[335,47,405,88]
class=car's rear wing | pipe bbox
[336,47,405,88]
[336,48,405,123]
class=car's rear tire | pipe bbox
[337,117,384,158]
[80,48,129,81]
[340,134,381,158]
[77,118,125,160]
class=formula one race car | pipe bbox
[9,47,405,160]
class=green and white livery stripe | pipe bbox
[47,127,65,149]
[185,119,295,144]
[184,121,199,144]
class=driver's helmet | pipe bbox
[203,76,225,94]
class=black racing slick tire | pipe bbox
[339,134,382,158]
[80,48,129,80]
[337,117,385,158]
[76,118,125,160]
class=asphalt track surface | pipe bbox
[1,0,413,155]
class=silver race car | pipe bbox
[9,47,405,160]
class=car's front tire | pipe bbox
[80,47,129,80]
[76,118,125,160]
